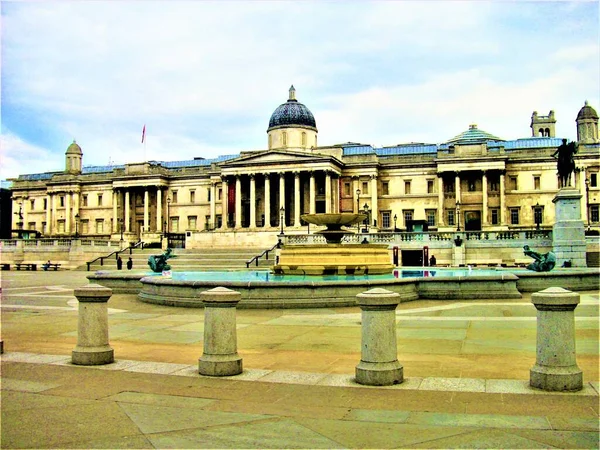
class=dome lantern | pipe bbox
[267,86,318,150]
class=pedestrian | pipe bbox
[116,256,123,270]
[429,255,436,267]
[127,257,133,270]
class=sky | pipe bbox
[1,1,599,181]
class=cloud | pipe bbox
[0,132,62,180]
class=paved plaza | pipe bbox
[1,270,598,448]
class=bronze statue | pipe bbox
[523,245,556,272]
[552,139,578,188]
[148,247,175,272]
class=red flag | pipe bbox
[141,124,146,143]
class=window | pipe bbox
[382,181,389,195]
[491,209,499,225]
[489,179,499,192]
[447,210,455,226]
[381,211,391,228]
[534,176,540,190]
[60,196,65,207]
[344,182,351,196]
[534,207,543,226]
[404,181,411,195]
[302,132,306,146]
[362,181,368,194]
[42,222,47,233]
[444,181,455,193]
[28,221,35,230]
[218,188,222,200]
[591,205,599,223]
[30,199,35,210]
[81,220,89,235]
[172,191,178,203]
[188,216,197,230]
[97,194,103,206]
[57,220,65,233]
[510,208,520,225]
[171,217,179,232]
[282,132,287,146]
[427,180,434,194]
[509,176,518,191]
[190,190,196,203]
[207,188,211,202]
[43,199,48,210]
[426,210,436,227]
[591,173,598,187]
[468,178,476,192]
[403,210,413,227]
[95,219,104,234]
[82,195,88,207]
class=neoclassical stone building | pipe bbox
[8,87,600,248]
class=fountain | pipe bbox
[272,213,394,275]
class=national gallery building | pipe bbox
[7,87,600,247]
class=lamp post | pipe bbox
[585,178,591,228]
[119,218,124,242]
[279,206,285,235]
[393,214,397,232]
[166,196,171,235]
[363,203,369,231]
[456,201,461,231]
[75,213,80,238]
[356,189,361,232]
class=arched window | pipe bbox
[538,128,544,137]
[545,128,550,137]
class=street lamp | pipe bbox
[166,196,171,235]
[393,214,397,232]
[363,203,369,230]
[279,206,285,235]
[74,213,80,238]
[356,189,361,232]
[585,178,591,227]
[456,201,461,231]
[119,217,124,242]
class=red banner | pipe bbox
[228,183,235,213]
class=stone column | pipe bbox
[198,287,243,376]
[235,176,242,228]
[455,172,461,203]
[294,172,301,227]
[221,177,228,229]
[51,194,57,234]
[482,171,489,226]
[209,183,216,229]
[143,188,149,233]
[530,287,582,391]
[65,192,71,234]
[46,194,52,235]
[325,171,332,214]
[309,172,316,214]
[500,172,506,225]
[71,284,114,365]
[249,174,256,228]
[279,172,286,217]
[124,190,131,232]
[370,175,378,227]
[353,177,360,213]
[112,190,119,233]
[355,288,403,386]
[264,174,271,227]
[157,188,163,232]
[437,175,445,226]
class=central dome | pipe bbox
[268,85,317,131]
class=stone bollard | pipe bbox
[355,288,403,386]
[72,284,114,365]
[198,287,243,376]
[530,287,583,391]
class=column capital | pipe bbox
[370,174,378,180]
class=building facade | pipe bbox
[8,87,600,247]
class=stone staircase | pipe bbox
[86,247,274,272]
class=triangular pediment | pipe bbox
[219,149,338,168]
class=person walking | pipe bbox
[116,256,123,270]
[127,257,133,270]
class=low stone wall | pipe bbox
[515,269,600,292]
[416,273,521,299]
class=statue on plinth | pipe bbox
[523,245,556,272]
[552,139,578,188]
[148,247,175,273]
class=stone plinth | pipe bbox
[530,287,583,391]
[198,287,243,376]
[552,188,586,267]
[72,284,114,365]
[355,288,403,386]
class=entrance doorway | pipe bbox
[464,211,481,231]
[401,250,423,266]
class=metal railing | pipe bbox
[246,242,280,268]
[86,241,145,271]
